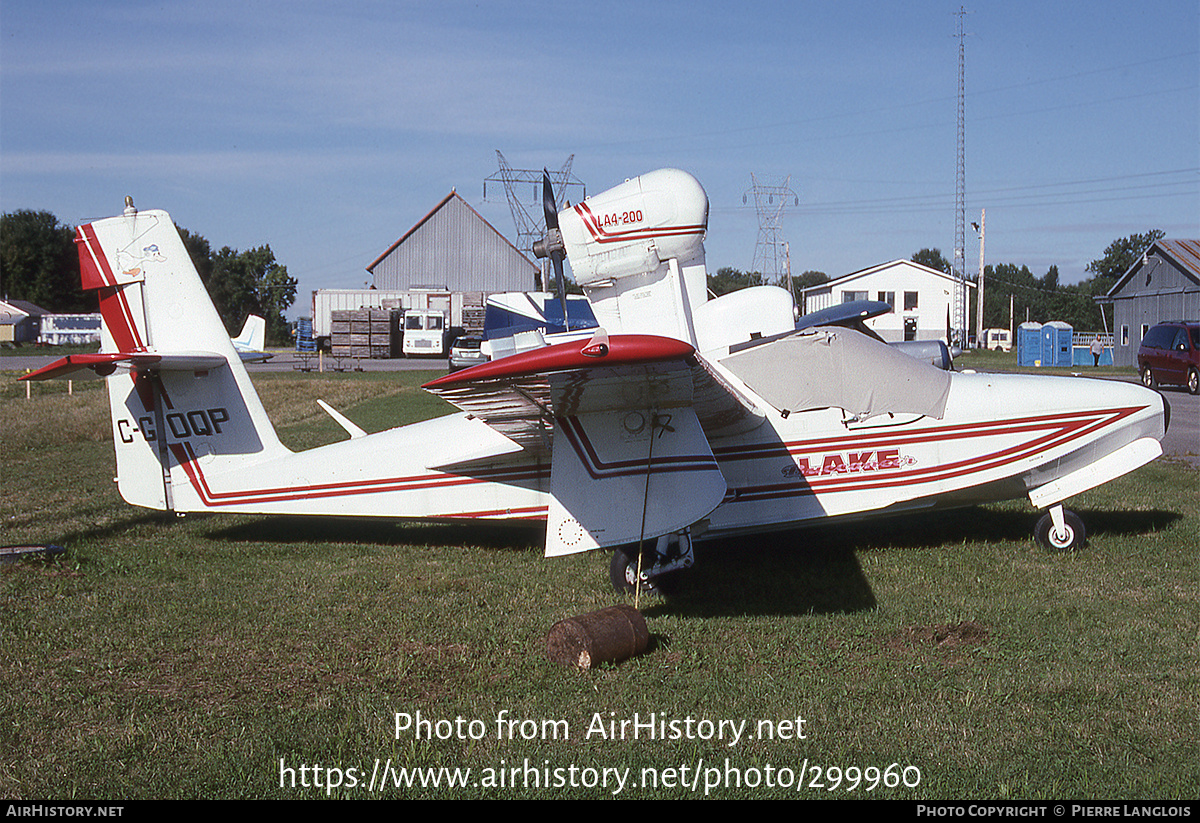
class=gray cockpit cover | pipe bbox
[719,327,952,419]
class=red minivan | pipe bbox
[1138,321,1199,394]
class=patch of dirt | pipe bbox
[884,621,990,656]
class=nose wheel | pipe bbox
[1035,505,1085,552]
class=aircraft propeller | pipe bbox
[532,170,570,332]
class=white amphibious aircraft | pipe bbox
[23,170,1168,593]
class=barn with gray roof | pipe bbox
[1101,239,1200,366]
[367,190,538,293]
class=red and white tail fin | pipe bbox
[67,204,288,509]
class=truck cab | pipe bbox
[401,309,448,356]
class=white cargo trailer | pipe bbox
[311,289,483,352]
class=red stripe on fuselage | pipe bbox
[169,442,548,513]
[716,406,1143,503]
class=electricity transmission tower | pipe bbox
[952,6,970,347]
[744,174,799,287]
[483,151,585,283]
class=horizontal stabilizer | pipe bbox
[20,351,228,381]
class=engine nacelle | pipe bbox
[559,168,708,285]
[559,169,710,345]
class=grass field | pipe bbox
[2,368,1197,799]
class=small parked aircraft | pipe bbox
[22,171,1168,593]
[231,314,272,363]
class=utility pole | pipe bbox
[974,208,985,348]
[783,241,794,310]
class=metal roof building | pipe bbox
[366,190,539,293]
[1101,239,1200,366]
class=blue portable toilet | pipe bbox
[1041,321,1073,367]
[1017,322,1042,366]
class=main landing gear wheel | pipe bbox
[1035,507,1086,552]
[610,546,657,595]
[608,532,696,595]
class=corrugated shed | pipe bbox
[367,191,539,293]
[1107,239,1200,297]
[1103,239,1200,366]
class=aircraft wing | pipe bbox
[424,333,760,555]
[424,334,764,455]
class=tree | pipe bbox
[707,267,763,297]
[1085,230,1165,294]
[980,262,1104,331]
[778,269,828,309]
[792,270,830,290]
[911,248,952,274]
[202,244,297,345]
[1041,265,1059,292]
[177,225,213,285]
[0,210,86,311]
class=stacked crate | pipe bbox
[462,292,485,333]
[330,308,393,358]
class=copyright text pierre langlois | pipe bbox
[917,807,1192,818]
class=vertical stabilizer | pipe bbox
[77,206,289,510]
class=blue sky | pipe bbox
[2,1,1196,318]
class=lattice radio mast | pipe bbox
[953,6,969,347]
[484,151,585,284]
[744,173,799,287]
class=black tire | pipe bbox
[1140,367,1155,388]
[1034,509,1086,552]
[609,546,658,595]
[1187,367,1198,396]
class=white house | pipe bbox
[40,313,103,345]
[800,260,973,345]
